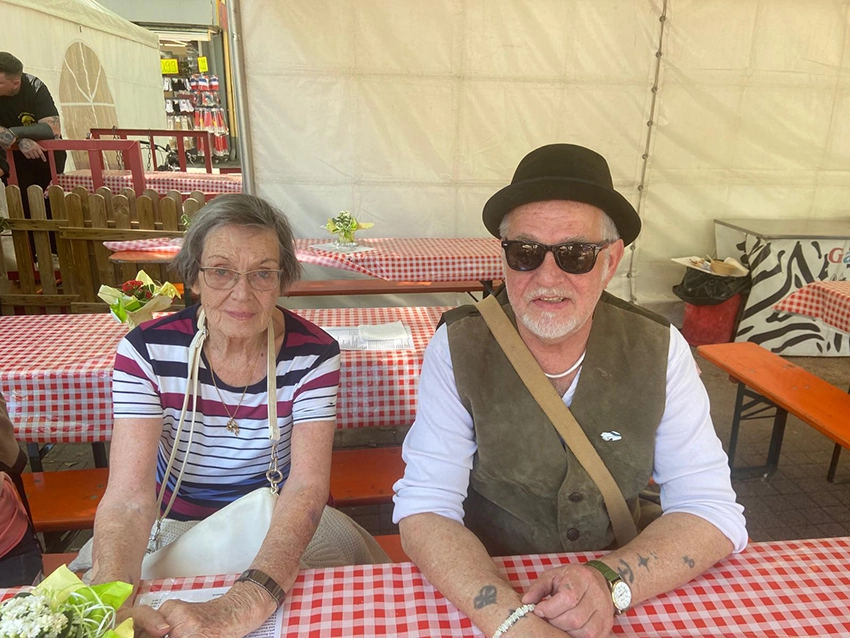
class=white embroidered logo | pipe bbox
[600,431,622,442]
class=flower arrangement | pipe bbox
[97,270,181,329]
[323,210,373,248]
[0,565,133,638]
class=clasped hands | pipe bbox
[519,563,618,638]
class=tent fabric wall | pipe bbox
[1,0,165,168]
[240,0,850,311]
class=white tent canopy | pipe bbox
[238,0,850,314]
[1,0,165,159]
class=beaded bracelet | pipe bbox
[492,603,536,638]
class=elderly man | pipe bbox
[393,144,746,638]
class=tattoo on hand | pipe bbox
[18,139,36,150]
[637,553,650,570]
[616,559,635,584]
[473,585,497,609]
[682,555,695,569]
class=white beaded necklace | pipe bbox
[543,351,587,379]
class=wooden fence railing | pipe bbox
[0,184,206,315]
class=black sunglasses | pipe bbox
[501,240,611,274]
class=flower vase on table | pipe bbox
[97,270,182,329]
[324,210,373,250]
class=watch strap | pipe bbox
[585,560,620,585]
[236,569,286,607]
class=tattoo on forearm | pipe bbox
[682,555,695,569]
[0,128,15,151]
[473,585,497,609]
[616,559,635,584]
[637,553,650,570]
[41,115,61,136]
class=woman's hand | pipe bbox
[153,582,278,638]
[117,605,170,638]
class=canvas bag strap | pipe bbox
[476,294,638,546]
[153,312,280,543]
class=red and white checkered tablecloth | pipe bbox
[295,237,504,282]
[103,237,183,253]
[0,307,446,444]
[5,538,841,636]
[56,170,243,195]
[774,280,850,334]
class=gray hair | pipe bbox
[498,206,621,242]
[173,194,302,291]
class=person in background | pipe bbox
[394,144,747,638]
[0,391,42,586]
[0,51,64,216]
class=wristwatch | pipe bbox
[236,569,286,607]
[585,560,631,615]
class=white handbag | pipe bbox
[141,310,282,579]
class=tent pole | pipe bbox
[226,0,255,194]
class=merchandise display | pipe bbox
[161,46,230,160]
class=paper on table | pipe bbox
[137,587,283,638]
[309,242,375,253]
[322,324,413,350]
[359,321,408,341]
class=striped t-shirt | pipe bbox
[113,304,340,520]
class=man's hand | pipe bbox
[521,564,615,638]
[17,138,46,161]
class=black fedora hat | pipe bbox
[482,144,641,246]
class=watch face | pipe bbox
[611,581,632,611]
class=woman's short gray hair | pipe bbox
[173,194,302,291]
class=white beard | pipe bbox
[516,288,584,341]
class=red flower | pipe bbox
[122,280,144,295]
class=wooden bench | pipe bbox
[697,342,850,481]
[23,446,404,535]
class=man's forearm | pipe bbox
[38,115,61,138]
[400,513,559,638]
[597,512,734,607]
[0,127,15,151]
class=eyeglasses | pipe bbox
[199,267,283,291]
[501,240,611,274]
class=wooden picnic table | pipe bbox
[5,537,849,636]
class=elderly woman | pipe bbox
[87,194,384,638]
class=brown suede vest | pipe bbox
[444,291,669,555]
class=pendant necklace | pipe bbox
[543,351,587,379]
[208,361,249,435]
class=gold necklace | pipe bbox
[208,361,249,435]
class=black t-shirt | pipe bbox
[0,73,65,185]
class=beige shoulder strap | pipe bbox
[476,294,638,546]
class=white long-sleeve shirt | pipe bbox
[393,323,748,553]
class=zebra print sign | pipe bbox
[721,230,850,356]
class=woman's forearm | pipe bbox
[91,499,156,586]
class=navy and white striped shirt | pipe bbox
[113,305,340,520]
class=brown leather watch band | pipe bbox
[236,569,286,607]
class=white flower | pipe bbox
[0,594,69,638]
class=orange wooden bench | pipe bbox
[697,342,850,480]
[23,447,404,535]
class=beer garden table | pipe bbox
[56,170,243,196]
[3,538,848,636]
[774,280,850,335]
[0,306,445,458]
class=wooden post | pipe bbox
[88,194,117,289]
[48,185,77,297]
[113,195,137,282]
[28,186,58,313]
[65,193,96,304]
